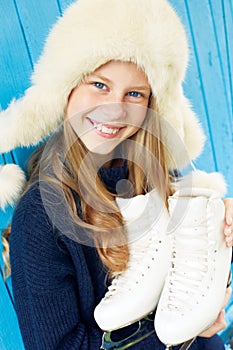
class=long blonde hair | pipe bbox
[2,225,11,280]
[3,97,173,277]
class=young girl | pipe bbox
[0,0,233,349]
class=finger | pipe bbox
[199,310,226,338]
[223,199,233,246]
[225,228,233,247]
[223,198,233,227]
[198,288,231,338]
[225,235,233,247]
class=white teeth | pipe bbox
[93,122,119,135]
[102,126,109,133]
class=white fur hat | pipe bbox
[0,0,205,209]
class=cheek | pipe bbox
[128,109,148,129]
[67,94,103,119]
[139,110,148,124]
[67,92,80,119]
[67,103,77,119]
[67,86,92,119]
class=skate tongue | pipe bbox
[116,190,169,243]
[116,194,149,223]
[116,189,165,224]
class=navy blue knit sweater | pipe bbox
[10,165,225,350]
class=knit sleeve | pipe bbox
[10,185,102,350]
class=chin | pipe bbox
[84,139,122,156]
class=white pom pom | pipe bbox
[0,164,26,210]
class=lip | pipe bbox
[87,118,126,138]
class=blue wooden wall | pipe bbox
[0,0,232,348]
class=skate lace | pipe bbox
[104,233,161,299]
[164,206,215,312]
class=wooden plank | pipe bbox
[171,0,215,171]
[0,230,4,271]
[1,152,14,164]
[0,155,5,166]
[0,0,60,107]
[183,0,233,196]
[11,146,37,171]
[0,208,14,233]
[2,0,61,169]
[0,274,24,349]
[0,0,32,109]
[208,0,231,111]
[58,0,76,14]
[14,0,60,65]
[223,0,233,117]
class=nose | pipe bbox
[101,101,127,121]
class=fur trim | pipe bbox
[0,164,26,210]
[172,170,227,198]
[0,0,205,168]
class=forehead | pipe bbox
[89,61,150,86]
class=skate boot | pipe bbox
[154,171,232,346]
[94,189,171,331]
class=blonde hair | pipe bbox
[37,95,172,274]
[2,97,173,277]
[2,225,11,280]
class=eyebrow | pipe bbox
[129,85,151,92]
[88,74,112,84]
[87,74,151,92]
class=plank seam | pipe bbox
[222,0,233,119]
[56,0,63,16]
[184,0,218,171]
[12,0,34,70]
[208,0,232,120]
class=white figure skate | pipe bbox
[94,189,171,331]
[155,171,232,346]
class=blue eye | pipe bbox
[93,82,106,90]
[128,91,142,98]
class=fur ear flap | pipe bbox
[158,90,206,169]
[182,96,206,165]
[0,164,26,210]
[0,86,63,153]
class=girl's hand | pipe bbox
[224,198,233,247]
[198,287,232,337]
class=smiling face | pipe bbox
[66,61,151,155]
